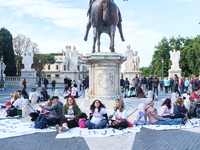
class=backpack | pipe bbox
[134,111,147,126]
[79,118,87,128]
[34,114,47,129]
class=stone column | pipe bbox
[83,52,126,107]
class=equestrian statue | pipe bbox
[84,0,125,53]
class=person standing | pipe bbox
[184,78,190,91]
[79,79,83,91]
[141,75,147,93]
[174,74,181,97]
[170,78,174,92]
[152,75,159,96]
[147,75,153,91]
[43,78,49,90]
[120,77,125,88]
[132,74,140,91]
[179,77,185,94]
[51,79,56,91]
[64,76,69,90]
[23,78,27,90]
[85,75,89,89]
[164,78,170,94]
[124,78,130,92]
[68,77,72,89]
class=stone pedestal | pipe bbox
[124,71,142,83]
[20,69,36,87]
[61,71,79,83]
[83,52,126,108]
[168,69,182,78]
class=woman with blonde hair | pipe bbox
[108,99,133,130]
[56,96,81,133]
[173,98,189,119]
[7,92,22,116]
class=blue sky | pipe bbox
[0,0,199,68]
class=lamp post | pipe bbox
[0,56,3,88]
[38,58,41,87]
[16,60,19,76]
[162,59,164,78]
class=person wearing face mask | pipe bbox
[173,98,190,119]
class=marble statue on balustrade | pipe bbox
[69,46,78,72]
[124,45,140,72]
[124,45,134,72]
[62,51,70,71]
[0,62,6,77]
[170,50,181,70]
[133,51,140,71]
[22,51,33,70]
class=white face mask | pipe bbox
[181,104,184,107]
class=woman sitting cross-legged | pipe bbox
[160,98,175,119]
[144,99,183,125]
[85,100,108,129]
[56,96,81,134]
[173,98,190,119]
[108,99,133,130]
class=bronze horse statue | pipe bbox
[84,0,125,53]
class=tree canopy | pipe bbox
[0,28,16,76]
[140,35,200,77]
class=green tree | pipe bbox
[0,28,16,76]
[140,67,151,77]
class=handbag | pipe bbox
[6,107,18,117]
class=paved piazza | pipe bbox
[0,87,200,150]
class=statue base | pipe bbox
[168,69,182,78]
[61,71,79,83]
[124,71,142,83]
[83,52,126,108]
[20,69,37,87]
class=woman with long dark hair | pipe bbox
[85,100,107,129]
[136,86,146,98]
[160,98,174,119]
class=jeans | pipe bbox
[148,85,152,91]
[134,84,138,91]
[85,120,107,129]
[46,116,60,126]
[180,85,184,94]
[185,86,188,91]
[153,118,182,125]
[153,87,158,96]
[164,86,168,94]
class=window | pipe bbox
[56,65,59,70]
[77,66,80,71]
[64,65,66,71]
[55,74,59,78]
[48,65,50,70]
[47,74,51,77]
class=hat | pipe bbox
[146,98,152,104]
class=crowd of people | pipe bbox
[120,74,200,97]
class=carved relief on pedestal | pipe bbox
[96,70,114,94]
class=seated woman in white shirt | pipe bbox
[108,99,133,130]
[160,98,175,119]
[85,100,108,129]
[71,84,78,98]
[9,92,22,116]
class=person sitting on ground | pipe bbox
[39,96,63,126]
[120,86,125,98]
[5,93,14,108]
[38,100,52,115]
[160,98,175,119]
[71,84,78,98]
[63,86,71,99]
[136,86,146,98]
[173,98,190,119]
[144,99,183,125]
[182,90,190,100]
[21,89,29,99]
[85,100,107,129]
[189,87,200,103]
[9,92,22,116]
[29,88,39,103]
[108,99,133,130]
[127,87,136,97]
[56,96,81,133]
[39,88,49,102]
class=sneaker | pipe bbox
[60,126,69,132]
[55,124,60,134]
[182,117,188,125]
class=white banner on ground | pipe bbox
[143,118,200,130]
[0,119,54,139]
[56,127,140,139]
